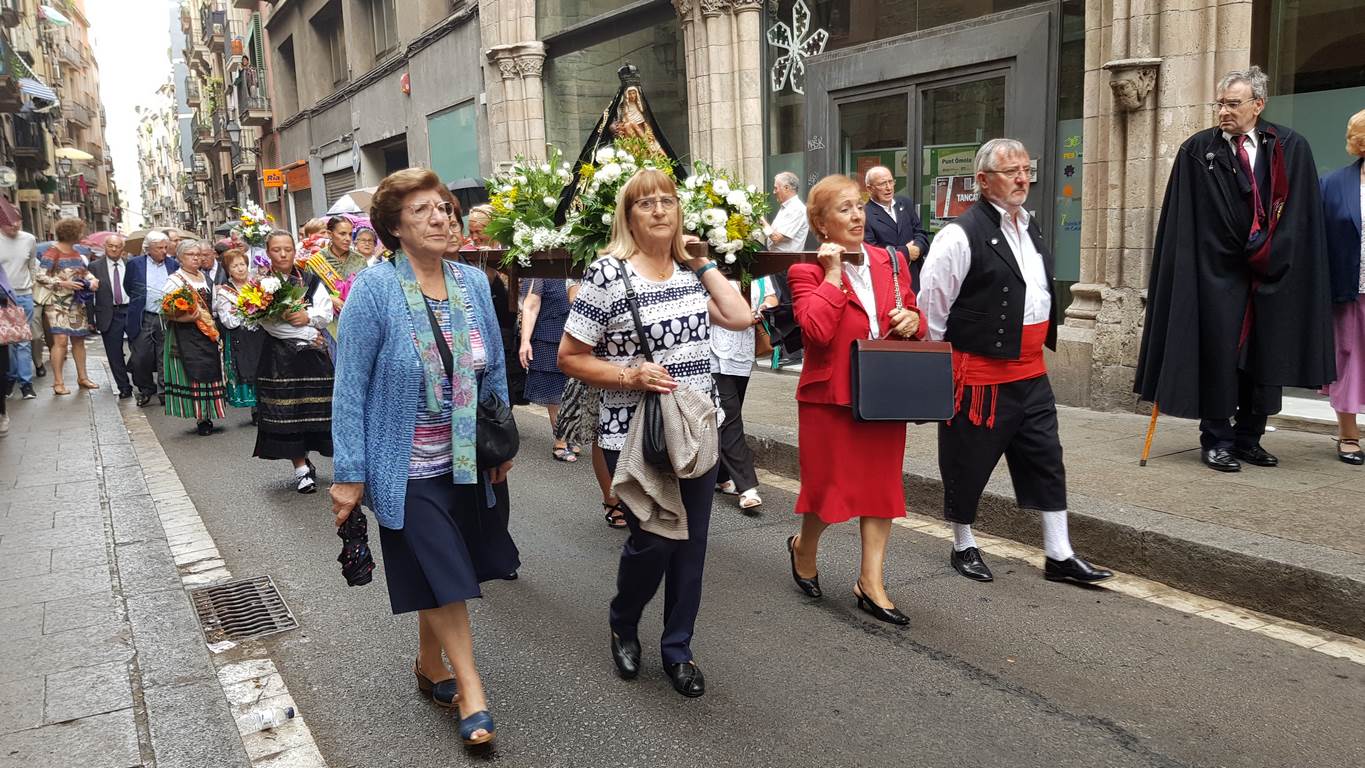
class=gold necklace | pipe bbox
[633,254,672,281]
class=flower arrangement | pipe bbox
[161,285,218,341]
[483,147,575,267]
[234,273,306,327]
[334,274,356,304]
[234,200,275,271]
[561,136,678,269]
[679,162,770,268]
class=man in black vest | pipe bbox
[918,138,1111,586]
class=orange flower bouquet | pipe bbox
[160,285,219,342]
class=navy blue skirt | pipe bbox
[378,474,521,614]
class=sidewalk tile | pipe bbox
[143,679,252,768]
[49,543,109,573]
[44,661,132,725]
[113,540,183,596]
[7,549,53,580]
[109,494,165,544]
[2,602,44,640]
[41,593,121,637]
[241,716,315,761]
[0,625,131,684]
[0,676,44,733]
[0,707,140,768]
[124,589,214,690]
[0,565,112,610]
[0,524,104,553]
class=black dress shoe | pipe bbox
[118,390,132,400]
[1335,438,1365,465]
[1044,555,1114,584]
[664,661,705,698]
[196,420,213,436]
[135,392,152,407]
[34,364,45,378]
[853,581,910,626]
[415,661,458,708]
[610,632,641,680]
[950,546,994,582]
[786,535,821,598]
[1233,445,1278,467]
[1201,448,1241,472]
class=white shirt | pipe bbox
[767,196,810,253]
[1224,129,1258,170]
[0,230,37,294]
[144,257,171,313]
[710,279,756,376]
[844,246,880,339]
[875,198,897,223]
[917,202,1051,342]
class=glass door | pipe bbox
[838,92,911,196]
[918,75,1007,233]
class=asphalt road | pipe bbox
[142,404,1365,768]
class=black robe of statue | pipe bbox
[1134,120,1334,420]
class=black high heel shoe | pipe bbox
[853,581,909,626]
[786,536,822,598]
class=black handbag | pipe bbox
[616,260,671,470]
[848,247,956,422]
[426,300,520,469]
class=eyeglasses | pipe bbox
[1214,99,1259,111]
[868,179,896,188]
[405,201,455,219]
[984,166,1031,179]
[633,196,678,212]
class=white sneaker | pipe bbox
[0,414,9,436]
[715,480,738,495]
[738,488,762,510]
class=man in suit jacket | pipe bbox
[863,165,930,292]
[88,234,134,398]
[125,232,179,406]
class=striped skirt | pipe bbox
[253,334,334,460]
[163,325,227,422]
[222,338,257,408]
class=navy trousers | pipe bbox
[101,306,131,395]
[603,449,718,665]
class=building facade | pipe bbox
[135,80,186,228]
[0,0,120,237]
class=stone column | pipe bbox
[515,42,547,161]
[674,0,708,162]
[732,0,764,186]
[702,0,736,172]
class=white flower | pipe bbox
[724,252,737,264]
[747,185,756,194]
[725,189,747,208]
[737,200,753,217]
[684,175,700,189]
[560,162,571,171]
[601,213,613,225]
[727,239,743,254]
[515,175,527,185]
[594,146,617,164]
[558,169,573,182]
[701,208,727,228]
[707,226,727,245]
[539,164,551,173]
[713,178,731,196]
[683,214,701,231]
[259,276,281,293]
[543,196,557,207]
[598,163,622,183]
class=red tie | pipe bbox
[1234,134,1263,237]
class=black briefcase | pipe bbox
[849,339,956,422]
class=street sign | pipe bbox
[0,166,15,187]
[263,168,284,188]
[16,189,41,202]
[59,203,80,219]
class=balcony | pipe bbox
[213,112,230,149]
[184,78,201,106]
[231,141,257,176]
[12,117,48,168]
[1,0,20,28]
[57,41,82,67]
[92,192,110,214]
[193,115,215,151]
[192,154,210,180]
[64,100,92,128]
[201,8,225,47]
[235,76,271,127]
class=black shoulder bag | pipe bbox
[615,260,671,470]
[425,298,519,469]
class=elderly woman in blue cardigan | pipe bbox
[330,168,516,748]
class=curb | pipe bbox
[744,422,1365,640]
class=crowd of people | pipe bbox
[1,66,1361,753]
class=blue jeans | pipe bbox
[7,293,33,386]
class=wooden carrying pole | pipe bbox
[1139,403,1160,466]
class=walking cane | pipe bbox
[1139,402,1160,466]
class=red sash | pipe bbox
[950,321,1050,428]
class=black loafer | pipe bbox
[610,632,641,679]
[950,546,994,582]
[135,392,152,407]
[1201,448,1241,472]
[1232,445,1278,467]
[1044,555,1114,584]
[664,661,705,698]
[118,390,132,400]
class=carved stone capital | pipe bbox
[673,0,694,20]
[516,56,544,78]
[496,57,520,80]
[1102,58,1161,112]
[1063,282,1105,324]
[731,0,762,11]
[700,0,729,18]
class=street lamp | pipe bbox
[226,120,241,147]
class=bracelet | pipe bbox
[694,261,718,278]
[618,367,628,390]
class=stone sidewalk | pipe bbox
[740,370,1365,639]
[0,368,251,768]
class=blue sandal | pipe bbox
[459,710,496,746]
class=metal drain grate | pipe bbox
[190,575,298,643]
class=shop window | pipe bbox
[429,102,479,182]
[537,0,637,37]
[543,20,690,161]
[1255,0,1365,173]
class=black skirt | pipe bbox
[253,334,334,460]
[378,474,521,614]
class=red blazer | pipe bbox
[789,243,926,406]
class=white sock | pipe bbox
[294,464,310,478]
[952,523,978,552]
[1041,510,1075,561]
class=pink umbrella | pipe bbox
[82,230,120,248]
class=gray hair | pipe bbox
[1217,66,1268,101]
[144,231,168,244]
[774,171,800,192]
[975,138,1029,173]
[863,165,892,186]
[174,239,204,260]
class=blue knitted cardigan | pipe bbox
[331,260,509,529]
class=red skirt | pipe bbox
[795,402,907,524]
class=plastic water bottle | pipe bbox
[238,706,296,734]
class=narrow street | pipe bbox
[142,404,1365,768]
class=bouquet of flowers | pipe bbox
[484,147,574,268]
[335,274,356,304]
[162,285,218,342]
[234,201,275,271]
[679,162,770,269]
[561,136,679,270]
[234,273,306,327]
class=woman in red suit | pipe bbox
[785,174,925,625]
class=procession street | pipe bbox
[139,398,1365,768]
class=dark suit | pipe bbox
[1321,158,1363,304]
[124,254,179,397]
[88,256,133,394]
[863,196,930,292]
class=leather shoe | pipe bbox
[664,661,705,698]
[610,632,641,679]
[1233,445,1278,467]
[950,546,994,582]
[1044,555,1114,584]
[1201,448,1241,472]
[786,535,821,598]
[414,660,458,708]
[135,392,152,407]
[118,390,132,400]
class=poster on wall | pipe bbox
[848,148,908,193]
[920,143,978,232]
[1052,119,1083,282]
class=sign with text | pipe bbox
[262,168,284,188]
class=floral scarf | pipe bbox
[394,250,479,484]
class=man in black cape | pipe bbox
[1134,66,1334,472]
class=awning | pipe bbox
[38,5,72,26]
[19,77,57,103]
